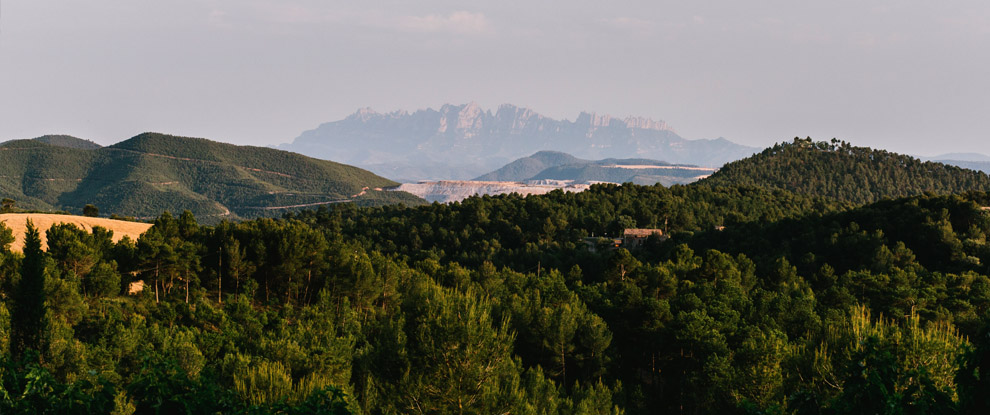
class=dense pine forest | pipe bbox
[703,138,990,204]
[4,139,990,413]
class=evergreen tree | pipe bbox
[0,222,13,253]
[83,204,99,217]
[0,198,14,213]
[9,221,47,361]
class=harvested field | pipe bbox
[0,213,153,252]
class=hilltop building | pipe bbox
[583,228,669,252]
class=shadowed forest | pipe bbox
[3,140,990,413]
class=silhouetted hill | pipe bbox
[475,151,586,181]
[935,160,990,174]
[475,150,715,186]
[700,137,990,205]
[32,134,102,149]
[931,153,990,162]
[0,133,423,221]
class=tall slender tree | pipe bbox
[9,220,47,361]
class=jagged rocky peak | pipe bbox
[623,116,672,132]
[280,102,759,180]
[495,103,541,119]
[434,102,489,133]
[494,104,547,132]
[576,112,617,128]
[456,102,485,130]
[575,111,672,131]
[348,107,380,121]
[344,107,413,122]
[344,103,673,133]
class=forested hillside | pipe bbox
[5,139,990,413]
[32,135,102,150]
[702,137,990,204]
[0,133,423,221]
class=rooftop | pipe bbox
[623,228,664,238]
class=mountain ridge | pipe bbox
[32,134,102,149]
[474,151,587,181]
[700,137,990,205]
[0,133,424,221]
[279,103,758,181]
[475,150,713,186]
[937,159,990,174]
[929,152,990,162]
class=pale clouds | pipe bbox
[207,9,233,29]
[599,17,655,35]
[394,11,492,35]
[239,3,492,36]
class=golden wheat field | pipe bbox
[0,213,153,252]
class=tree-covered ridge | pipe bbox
[4,182,990,412]
[32,135,102,150]
[702,137,990,205]
[291,183,847,270]
[0,133,424,221]
[5,187,990,413]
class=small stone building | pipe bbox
[622,228,666,248]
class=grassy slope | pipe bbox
[0,133,424,221]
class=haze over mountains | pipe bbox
[923,153,990,174]
[278,103,759,182]
[0,134,422,222]
[476,151,714,185]
[393,151,716,203]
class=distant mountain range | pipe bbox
[0,133,422,222]
[936,160,990,174]
[278,103,759,181]
[393,151,715,203]
[476,151,715,186]
[929,153,990,162]
[912,153,990,173]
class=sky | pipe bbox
[1,1,988,157]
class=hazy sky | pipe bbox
[1,1,988,156]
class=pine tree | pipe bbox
[0,221,13,252]
[9,220,47,361]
